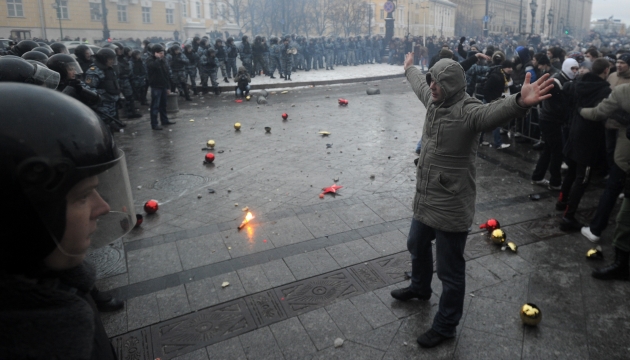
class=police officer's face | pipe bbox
[84,50,92,60]
[106,58,115,67]
[43,176,110,270]
[67,67,76,80]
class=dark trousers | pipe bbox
[559,158,591,218]
[590,162,626,236]
[407,218,467,337]
[150,87,169,127]
[532,120,563,187]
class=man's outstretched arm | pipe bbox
[404,52,431,107]
[580,84,627,121]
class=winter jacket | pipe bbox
[483,66,509,102]
[405,59,530,232]
[0,263,116,360]
[538,70,572,123]
[562,73,612,165]
[580,83,630,172]
[607,68,630,89]
[146,56,171,89]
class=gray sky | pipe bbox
[592,0,630,25]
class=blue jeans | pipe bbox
[590,162,626,236]
[150,87,169,127]
[236,84,250,96]
[407,218,468,337]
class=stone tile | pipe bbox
[269,317,317,360]
[206,337,247,360]
[244,290,287,327]
[176,234,231,270]
[474,254,519,281]
[586,312,630,350]
[127,292,160,331]
[156,285,191,321]
[349,320,401,351]
[237,265,273,294]
[331,203,385,229]
[100,309,127,337]
[373,283,436,319]
[472,274,529,304]
[95,272,129,292]
[310,340,385,360]
[522,326,588,359]
[212,271,247,303]
[383,329,455,360]
[152,299,256,359]
[464,259,504,293]
[345,239,381,262]
[364,198,412,222]
[111,327,154,360]
[453,327,522,360]
[185,277,220,311]
[325,299,373,338]
[588,343,630,360]
[239,326,285,360]
[463,297,523,341]
[298,307,344,351]
[283,253,319,280]
[172,348,209,360]
[221,226,275,259]
[326,243,362,267]
[306,248,341,274]
[350,292,398,328]
[265,216,315,247]
[260,259,296,287]
[127,242,183,284]
[297,211,352,238]
[347,263,388,291]
[364,230,408,256]
[369,252,412,284]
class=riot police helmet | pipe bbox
[32,46,54,57]
[21,51,49,64]
[50,42,69,54]
[12,40,39,56]
[242,35,249,42]
[0,56,60,89]
[152,44,165,54]
[0,83,135,274]
[123,47,132,57]
[94,48,118,66]
[74,44,94,62]
[227,37,234,43]
[47,53,83,81]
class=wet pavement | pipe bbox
[95,71,630,359]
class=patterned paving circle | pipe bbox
[86,239,127,279]
[150,174,212,192]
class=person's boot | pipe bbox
[224,77,229,83]
[284,75,288,81]
[270,74,276,79]
[182,83,192,101]
[330,66,334,70]
[592,247,630,280]
[126,100,142,119]
[390,286,431,301]
[91,287,125,312]
[287,74,292,81]
[560,212,583,232]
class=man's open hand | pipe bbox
[475,53,491,61]
[517,73,554,107]
[404,52,414,71]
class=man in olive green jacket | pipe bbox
[579,83,630,281]
[391,53,554,348]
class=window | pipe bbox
[195,1,201,18]
[7,0,23,17]
[56,0,69,19]
[181,2,187,17]
[117,5,127,22]
[90,3,101,21]
[142,6,151,23]
[166,8,174,24]
[380,9,384,19]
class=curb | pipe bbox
[210,72,406,92]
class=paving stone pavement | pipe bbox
[96,74,629,359]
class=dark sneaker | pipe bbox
[560,217,583,232]
[152,125,163,130]
[162,121,177,125]
[390,286,431,302]
[417,329,454,348]
[96,297,125,312]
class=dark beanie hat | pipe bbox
[619,53,630,65]
[439,49,454,59]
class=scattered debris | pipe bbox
[334,338,344,348]
[529,194,541,201]
[281,90,289,94]
[257,96,267,105]
[221,282,230,288]
[208,188,215,193]
[370,174,375,180]
[319,131,331,136]
[137,186,142,190]
[265,127,271,133]
[366,87,381,95]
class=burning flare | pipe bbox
[238,211,255,230]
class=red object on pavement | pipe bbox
[282,113,288,120]
[135,214,143,227]
[479,218,501,232]
[338,98,348,105]
[320,184,343,198]
[144,200,159,214]
[235,99,243,103]
[204,153,215,163]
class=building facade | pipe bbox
[0,0,240,42]
[371,0,457,39]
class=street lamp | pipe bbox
[547,7,554,38]
[529,0,537,35]
[52,0,64,39]
[419,1,429,45]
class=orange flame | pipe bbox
[238,211,255,229]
